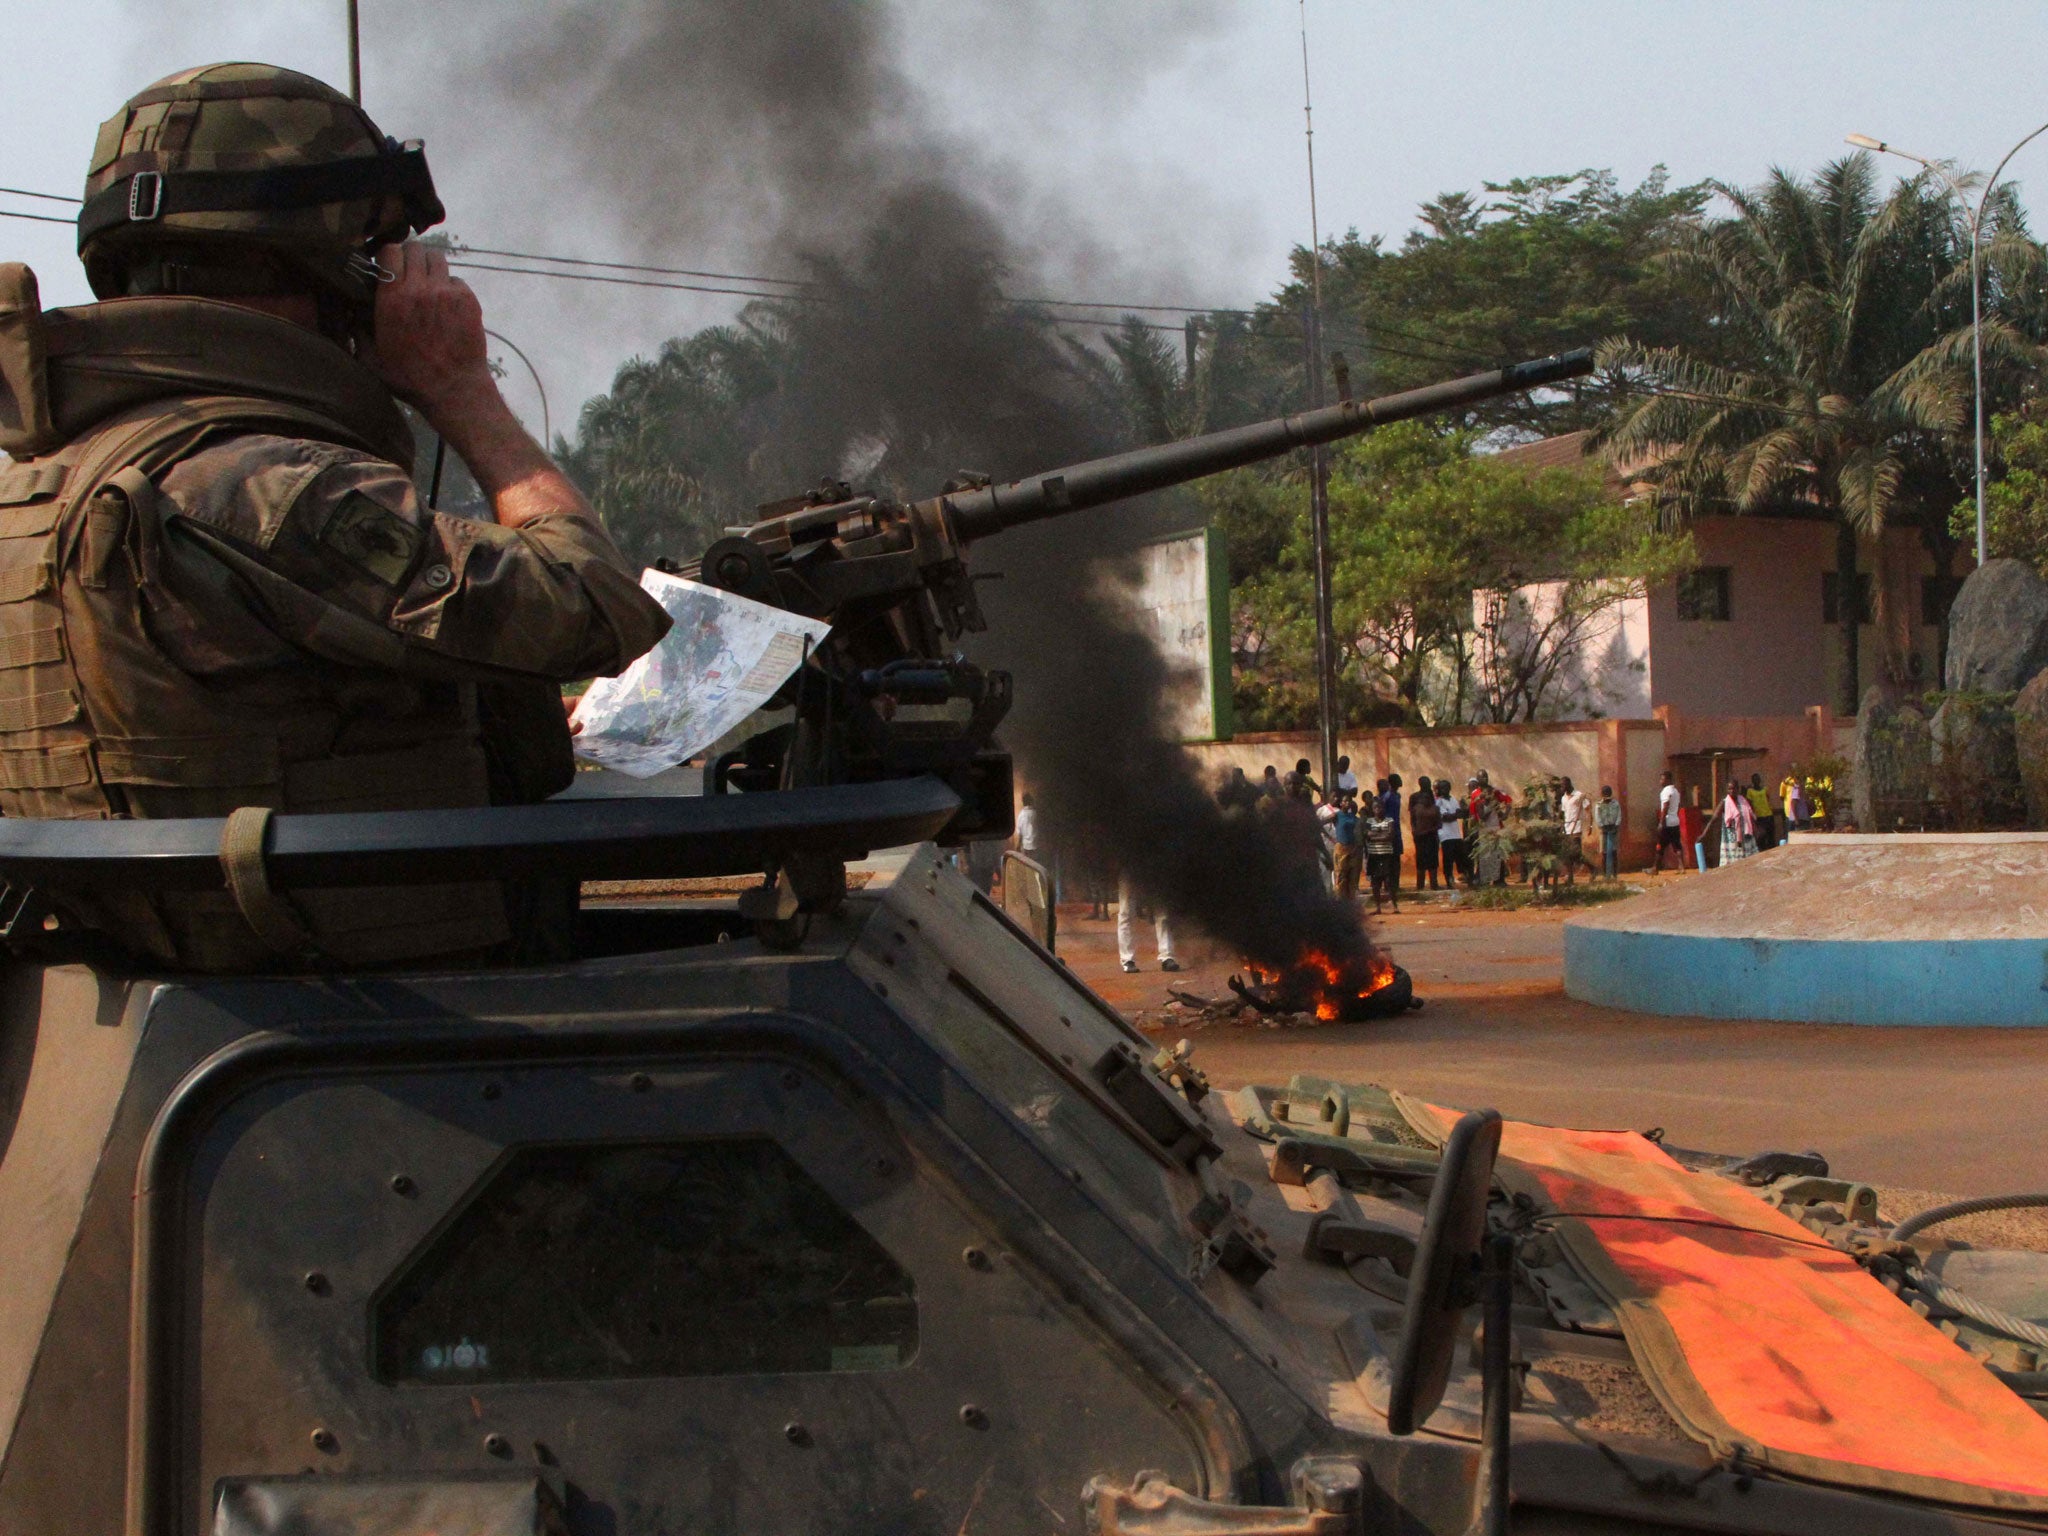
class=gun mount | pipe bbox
[679,350,1594,879]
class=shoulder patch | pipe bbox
[319,492,421,585]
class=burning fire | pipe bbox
[1240,947,1397,1021]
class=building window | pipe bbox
[1675,567,1732,621]
[1821,571,1872,625]
[1922,574,1965,627]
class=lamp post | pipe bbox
[428,331,551,515]
[1847,124,2048,568]
[483,327,552,449]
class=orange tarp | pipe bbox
[1407,1101,2048,1511]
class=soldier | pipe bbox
[0,63,671,970]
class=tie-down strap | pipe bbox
[219,806,320,960]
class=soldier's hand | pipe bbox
[368,243,592,531]
[369,242,492,419]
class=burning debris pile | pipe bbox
[1234,949,1415,1021]
[1132,955,1421,1033]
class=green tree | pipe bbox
[1956,408,2048,574]
[1599,155,1984,716]
[1242,169,1720,438]
[1212,422,1692,729]
[559,321,789,563]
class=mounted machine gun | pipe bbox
[676,348,1594,910]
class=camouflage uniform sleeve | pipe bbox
[157,434,672,678]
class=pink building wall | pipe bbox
[1646,517,1956,719]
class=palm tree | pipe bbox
[1598,154,1987,716]
[561,320,790,564]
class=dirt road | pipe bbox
[1061,894,2048,1193]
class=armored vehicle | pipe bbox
[3,351,2047,1535]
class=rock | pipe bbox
[2017,671,2048,830]
[1945,559,2048,693]
[1931,694,2026,830]
[1851,687,1931,831]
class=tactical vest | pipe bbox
[0,264,510,971]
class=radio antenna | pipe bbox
[1297,0,1340,797]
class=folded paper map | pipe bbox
[570,569,831,779]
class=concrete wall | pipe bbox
[1648,518,1956,719]
[1623,725,1668,857]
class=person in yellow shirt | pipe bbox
[1745,773,1778,851]
[1782,767,1812,830]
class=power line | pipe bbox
[0,182,1514,370]
[453,242,809,289]
[447,258,809,304]
[1009,295,1250,315]
[0,210,1498,365]
[461,241,1249,314]
[0,181,1264,316]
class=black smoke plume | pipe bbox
[368,0,1380,975]
[988,543,1378,975]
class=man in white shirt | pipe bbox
[1011,791,1055,903]
[1015,793,1039,854]
[1433,778,1468,887]
[1654,769,1683,873]
[1335,754,1359,796]
[1558,776,1590,885]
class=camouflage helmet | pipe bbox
[77,64,444,315]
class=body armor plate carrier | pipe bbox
[0,264,510,970]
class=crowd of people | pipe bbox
[1223,756,1754,906]
[1217,755,1587,912]
[1652,766,1822,872]
[1000,752,1838,959]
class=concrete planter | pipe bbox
[1564,834,2048,1026]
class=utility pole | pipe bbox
[346,0,362,104]
[1298,0,1340,796]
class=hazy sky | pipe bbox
[7,0,2046,434]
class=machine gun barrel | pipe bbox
[942,347,1594,542]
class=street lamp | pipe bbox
[1847,124,2048,567]
[483,327,552,449]
[426,330,552,515]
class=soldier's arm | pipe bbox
[157,436,670,681]
[152,240,673,682]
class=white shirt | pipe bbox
[1560,789,1590,835]
[1658,784,1681,827]
[1015,805,1039,851]
[1336,769,1359,794]
[1434,795,1463,840]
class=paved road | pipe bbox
[1060,894,2048,1194]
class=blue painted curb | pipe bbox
[1563,924,2048,1027]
